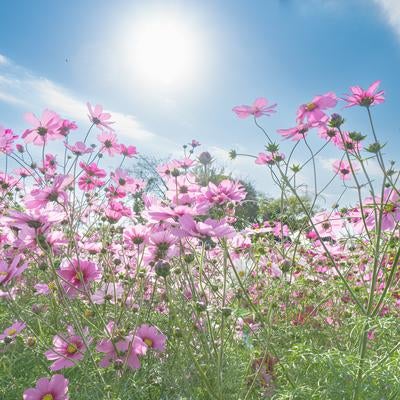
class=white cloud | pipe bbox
[0,53,9,66]
[374,0,400,39]
[0,55,173,149]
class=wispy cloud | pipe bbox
[0,53,179,152]
[0,54,9,66]
[373,0,400,40]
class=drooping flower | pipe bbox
[233,97,277,119]
[87,102,114,130]
[343,80,384,108]
[65,141,93,156]
[297,92,337,124]
[22,110,63,145]
[255,152,285,165]
[23,374,69,400]
[45,326,91,370]
[277,123,315,141]
[58,259,101,297]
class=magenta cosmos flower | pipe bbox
[343,80,384,108]
[87,102,114,130]
[136,324,167,352]
[232,97,277,119]
[22,109,63,145]
[45,326,90,371]
[297,92,337,124]
[0,321,26,340]
[23,374,69,400]
[58,259,101,297]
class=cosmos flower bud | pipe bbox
[198,151,212,165]
[328,113,344,128]
[171,168,180,177]
[155,260,171,277]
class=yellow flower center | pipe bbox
[66,343,78,354]
[75,271,84,282]
[7,328,17,336]
[144,338,153,348]
[306,102,317,111]
[0,271,7,276]
[384,203,395,213]
[42,394,54,400]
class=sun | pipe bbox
[130,12,202,89]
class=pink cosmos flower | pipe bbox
[34,283,50,295]
[297,92,337,124]
[105,200,132,222]
[232,97,277,119]
[332,131,362,153]
[273,222,290,238]
[25,175,73,210]
[363,188,400,232]
[97,131,120,156]
[111,169,145,195]
[255,152,273,165]
[23,374,69,400]
[0,255,28,285]
[0,321,26,340]
[0,126,18,154]
[22,109,63,145]
[343,80,384,108]
[136,324,166,352]
[332,160,358,180]
[40,154,58,176]
[96,322,147,370]
[65,141,93,156]
[58,259,101,297]
[45,326,90,370]
[58,119,78,137]
[201,180,246,206]
[87,102,114,130]
[123,224,150,248]
[177,215,235,239]
[191,139,201,147]
[255,152,285,165]
[148,230,179,261]
[312,211,343,239]
[78,162,106,191]
[119,144,138,158]
[91,283,124,304]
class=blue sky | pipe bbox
[1,0,400,202]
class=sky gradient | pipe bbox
[1,0,400,203]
